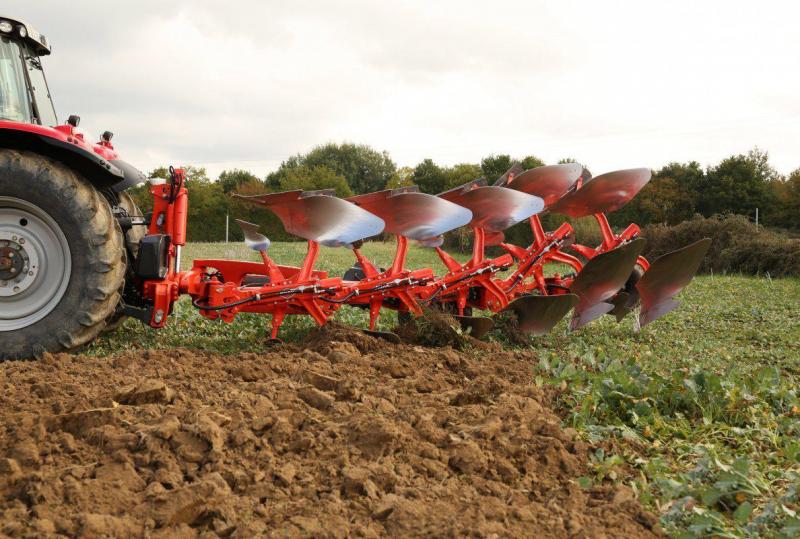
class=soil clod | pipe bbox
[0,342,663,537]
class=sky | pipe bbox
[5,1,799,179]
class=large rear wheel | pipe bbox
[0,150,125,359]
[103,191,146,332]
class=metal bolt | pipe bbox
[28,271,34,276]
[18,238,24,244]
[13,286,19,293]
[154,310,164,323]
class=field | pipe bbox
[95,241,800,536]
[3,241,799,537]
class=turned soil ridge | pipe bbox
[0,324,662,538]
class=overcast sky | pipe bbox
[6,1,799,179]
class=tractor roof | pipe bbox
[0,14,51,55]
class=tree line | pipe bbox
[127,143,800,243]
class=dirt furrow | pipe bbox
[0,324,661,538]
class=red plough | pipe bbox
[132,162,709,342]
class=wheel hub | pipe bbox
[0,197,71,330]
[0,241,32,287]
[0,235,38,297]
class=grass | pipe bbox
[87,241,800,537]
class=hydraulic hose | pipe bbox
[318,290,360,304]
[192,294,262,311]
[192,284,314,312]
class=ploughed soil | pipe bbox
[0,323,662,538]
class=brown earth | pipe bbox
[0,323,662,538]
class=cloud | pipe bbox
[4,0,799,179]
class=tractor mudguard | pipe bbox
[0,123,146,193]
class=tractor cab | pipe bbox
[0,15,56,126]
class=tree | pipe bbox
[186,180,228,241]
[386,166,415,189]
[480,154,545,182]
[480,154,513,183]
[266,143,396,194]
[278,165,353,197]
[443,163,482,191]
[771,168,800,231]
[412,159,447,194]
[613,162,701,226]
[627,177,696,225]
[519,155,546,170]
[218,169,261,193]
[700,149,777,217]
[658,161,704,194]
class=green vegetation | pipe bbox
[642,215,800,277]
[89,241,800,537]
[527,273,800,538]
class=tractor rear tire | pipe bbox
[0,149,126,359]
[118,191,145,257]
[103,192,145,333]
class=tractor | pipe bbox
[0,14,710,360]
[1,15,146,359]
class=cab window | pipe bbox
[24,49,57,126]
[0,36,32,123]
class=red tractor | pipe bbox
[1,15,148,359]
[0,15,710,360]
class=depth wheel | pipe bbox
[0,149,125,359]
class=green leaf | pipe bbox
[701,487,723,506]
[733,501,752,524]
[576,476,593,489]
[780,517,800,538]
